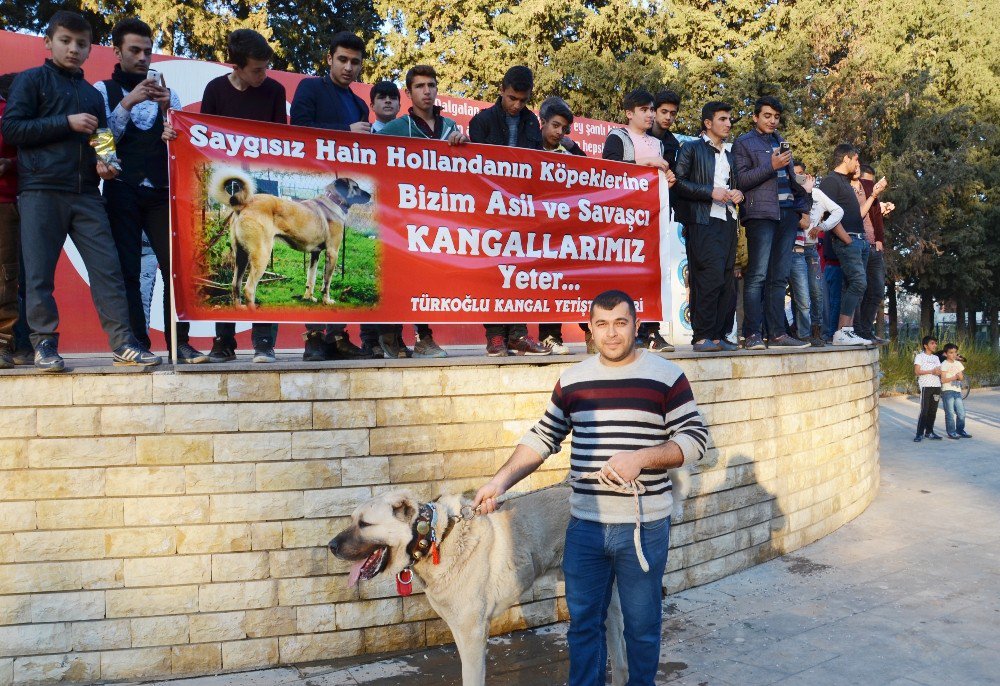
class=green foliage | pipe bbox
[879,337,1000,395]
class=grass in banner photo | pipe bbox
[192,163,380,311]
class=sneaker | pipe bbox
[413,335,448,358]
[640,331,675,353]
[113,342,162,367]
[361,341,385,359]
[327,333,371,360]
[869,335,888,345]
[34,339,65,372]
[718,338,740,352]
[947,433,961,439]
[176,342,210,364]
[925,432,943,440]
[913,434,923,443]
[0,348,14,369]
[252,339,276,363]
[12,347,35,365]
[379,333,411,359]
[508,335,552,356]
[692,339,722,352]
[542,335,570,355]
[958,431,973,439]
[769,334,811,349]
[302,331,327,362]
[208,337,237,363]
[832,328,871,346]
[486,335,508,357]
[808,336,826,347]
[744,334,766,351]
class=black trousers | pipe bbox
[916,386,940,435]
[18,190,133,350]
[855,247,886,338]
[360,323,434,345]
[484,323,528,341]
[686,217,738,343]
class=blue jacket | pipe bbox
[731,128,808,221]
[289,77,369,130]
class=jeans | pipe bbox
[742,208,799,339]
[805,245,826,334]
[832,237,869,319]
[563,516,671,686]
[823,265,843,339]
[855,247,885,339]
[941,390,966,435]
[788,250,811,338]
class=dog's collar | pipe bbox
[324,186,350,211]
[405,503,441,565]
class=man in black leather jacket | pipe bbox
[673,102,743,352]
[1,11,159,371]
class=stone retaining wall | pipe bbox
[0,348,880,684]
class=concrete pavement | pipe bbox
[125,389,1000,686]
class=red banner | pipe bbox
[169,111,665,323]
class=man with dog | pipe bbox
[474,289,708,685]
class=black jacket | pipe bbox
[731,128,809,221]
[468,99,542,149]
[673,137,738,226]
[1,60,107,194]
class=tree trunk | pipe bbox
[920,293,935,334]
[990,308,999,349]
[969,306,978,342]
[955,299,966,339]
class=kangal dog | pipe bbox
[209,169,372,308]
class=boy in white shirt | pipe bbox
[913,335,943,442]
[940,343,972,439]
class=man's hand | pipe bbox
[471,481,507,515]
[880,201,895,216]
[771,150,792,170]
[873,177,888,196]
[807,227,820,240]
[350,121,372,134]
[68,113,99,134]
[875,240,883,252]
[604,451,645,483]
[665,169,676,187]
[711,187,729,202]
[638,156,670,172]
[728,189,744,204]
[161,122,178,142]
[447,130,470,146]
[798,213,810,230]
[96,159,118,181]
[121,80,168,109]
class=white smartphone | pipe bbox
[146,68,162,85]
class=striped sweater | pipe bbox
[520,350,708,523]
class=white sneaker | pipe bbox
[850,329,872,345]
[541,335,570,355]
[832,327,870,346]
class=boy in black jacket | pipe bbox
[1,11,160,371]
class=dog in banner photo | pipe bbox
[209,167,373,309]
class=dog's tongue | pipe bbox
[348,561,364,588]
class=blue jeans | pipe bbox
[824,265,843,339]
[742,209,799,339]
[832,237,869,319]
[788,251,811,338]
[942,390,966,435]
[804,246,826,335]
[563,516,671,686]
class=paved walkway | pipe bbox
[128,389,1000,686]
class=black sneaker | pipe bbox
[208,337,237,363]
[12,346,35,366]
[769,334,811,349]
[744,334,766,351]
[302,331,327,362]
[176,342,210,364]
[379,332,403,360]
[640,331,675,353]
[913,434,923,443]
[252,338,276,363]
[925,432,943,440]
[113,342,162,367]
[958,431,973,439]
[0,348,14,369]
[327,333,372,360]
[361,341,385,359]
[34,339,65,373]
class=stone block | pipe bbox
[30,590,105,623]
[313,400,376,429]
[99,646,171,681]
[152,372,227,403]
[176,524,252,554]
[171,643,222,675]
[0,596,30,625]
[70,619,131,651]
[256,460,341,491]
[376,397,452,427]
[33,407,98,438]
[336,597,403,630]
[124,495,210,526]
[364,621,425,653]
[0,503,36,533]
[0,375,71,407]
[214,432,292,462]
[251,522,283,551]
[349,369,403,399]
[278,630,362,663]
[0,658,8,686]
[512,392,553,419]
[281,518,347,550]
[280,372,350,401]
[402,595,436,622]
[34,499,121,532]
[80,559,125,590]
[341,456,390,486]
[0,439,27,469]
[425,618,453,646]
[221,637,279,671]
[101,405,166,435]
[388,453,444,484]
[13,530,105,562]
[441,449,497,479]
[73,374,152,405]
[210,492,303,523]
[105,585,199,618]
[136,434,214,465]
[302,487,372,518]
[498,366,562,393]
[269,548,329,578]
[199,580,277,613]
[212,552,270,582]
[189,611,246,643]
[104,527,177,558]
[440,367,503,396]
[106,466,185,496]
[277,576,357,606]
[243,606,296,638]
[124,555,212,587]
[0,623,70,658]
[398,369,448,398]
[0,562,77,595]
[296,604,336,633]
[27,436,134,468]
[237,402,313,432]
[291,429,369,459]
[184,463,255,494]
[164,403,240,434]
[12,653,100,683]
[131,614,190,647]
[227,372,281,402]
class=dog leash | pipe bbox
[460,468,651,573]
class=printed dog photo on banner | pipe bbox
[192,164,379,312]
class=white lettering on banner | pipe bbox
[576,199,651,228]
[498,265,565,290]
[188,124,306,159]
[538,161,649,192]
[315,139,378,164]
[404,225,645,263]
[484,191,536,217]
[386,146,533,179]
[398,184,476,213]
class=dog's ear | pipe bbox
[333,178,350,196]
[392,498,417,523]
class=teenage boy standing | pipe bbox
[97,18,209,364]
[368,81,400,133]
[603,88,677,353]
[3,11,160,371]
[650,89,682,170]
[855,164,889,344]
[732,96,810,350]
[469,66,550,357]
[673,101,743,352]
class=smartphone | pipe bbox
[146,68,162,85]
[780,141,791,154]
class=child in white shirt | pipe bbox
[913,335,943,442]
[939,343,971,439]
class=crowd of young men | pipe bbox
[0,13,892,371]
